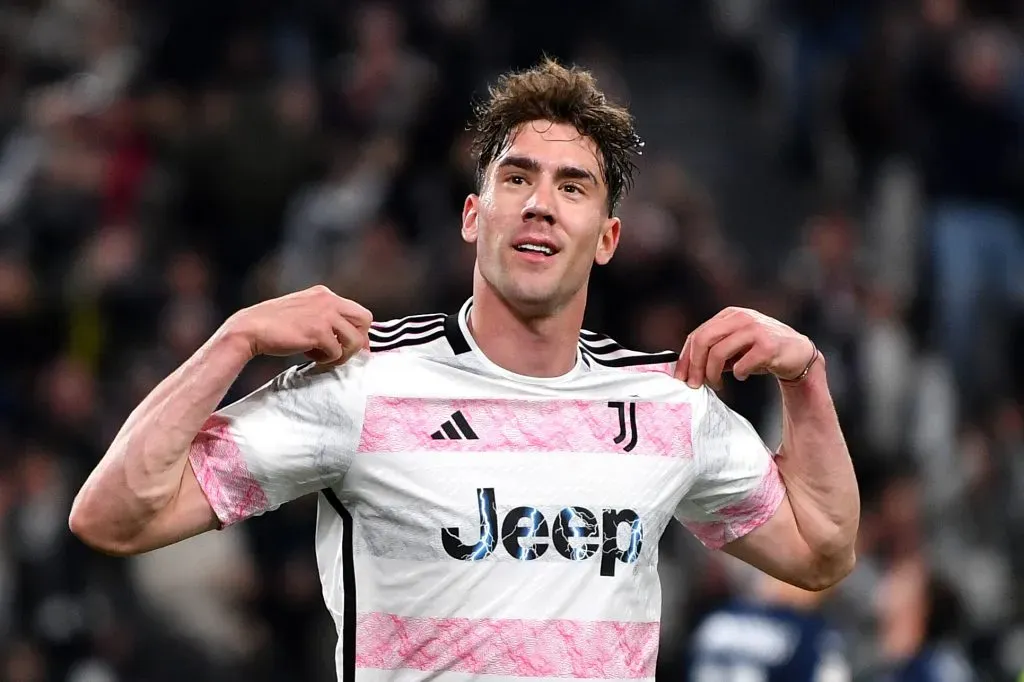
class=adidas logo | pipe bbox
[431,410,479,440]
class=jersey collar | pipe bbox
[445,298,588,385]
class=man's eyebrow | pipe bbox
[496,156,541,174]
[554,164,599,186]
[497,155,599,186]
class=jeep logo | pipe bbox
[441,488,644,577]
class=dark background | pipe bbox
[1,0,1023,680]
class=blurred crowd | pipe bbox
[0,0,1022,680]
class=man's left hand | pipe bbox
[675,307,816,390]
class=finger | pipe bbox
[339,314,370,350]
[686,314,750,389]
[310,326,345,365]
[731,346,774,381]
[338,299,373,331]
[331,316,367,358]
[675,334,692,382]
[307,283,335,297]
[704,329,757,390]
[338,302,372,349]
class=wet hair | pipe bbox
[470,57,643,216]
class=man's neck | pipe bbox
[468,278,584,379]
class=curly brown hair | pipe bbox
[469,58,643,216]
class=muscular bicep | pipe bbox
[721,493,821,590]
[129,461,220,554]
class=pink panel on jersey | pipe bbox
[188,414,269,527]
[358,397,693,458]
[683,457,786,550]
[356,612,659,678]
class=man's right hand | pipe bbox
[223,285,373,366]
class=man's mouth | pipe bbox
[512,238,559,257]
[514,243,554,256]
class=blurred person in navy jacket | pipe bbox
[687,570,849,682]
[871,567,975,682]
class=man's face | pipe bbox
[462,120,620,316]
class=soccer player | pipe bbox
[69,59,860,681]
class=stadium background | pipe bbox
[1,0,1023,680]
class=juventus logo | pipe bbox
[607,401,638,452]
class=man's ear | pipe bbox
[462,194,479,243]
[594,216,620,265]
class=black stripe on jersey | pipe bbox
[445,313,471,355]
[578,330,624,349]
[588,350,680,367]
[578,331,679,367]
[369,318,445,343]
[322,488,356,682]
[451,410,478,439]
[371,312,446,334]
[578,338,623,354]
[369,328,447,353]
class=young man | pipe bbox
[70,59,859,682]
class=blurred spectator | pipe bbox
[871,567,976,682]
[328,1,436,138]
[328,217,430,320]
[908,19,1024,414]
[688,568,850,682]
[779,209,870,438]
[277,134,402,293]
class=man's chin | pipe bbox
[478,268,579,318]
[501,285,571,318]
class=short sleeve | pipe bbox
[675,385,786,549]
[188,354,369,527]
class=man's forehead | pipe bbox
[498,121,602,172]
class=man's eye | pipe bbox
[562,183,583,195]
[508,175,526,185]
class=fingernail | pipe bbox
[686,379,700,389]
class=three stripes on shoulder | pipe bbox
[578,330,678,368]
[369,313,447,353]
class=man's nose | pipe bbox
[521,182,556,225]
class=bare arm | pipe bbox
[678,307,859,591]
[69,285,372,556]
[724,353,860,590]
[69,331,250,555]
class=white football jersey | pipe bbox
[189,298,786,682]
